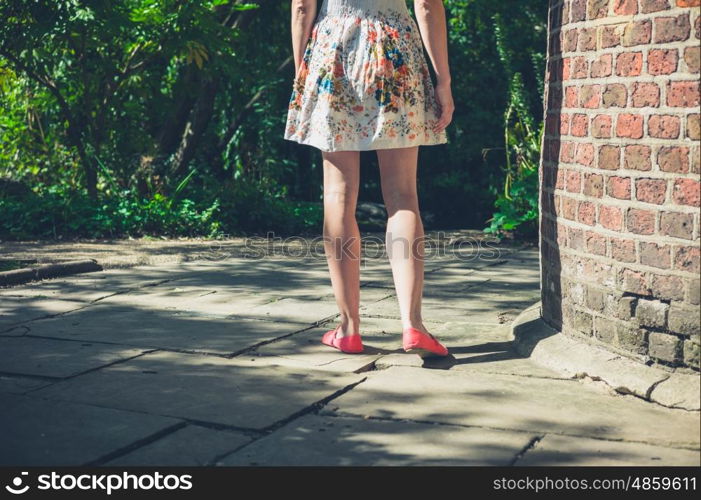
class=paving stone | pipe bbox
[517,434,701,466]
[0,296,85,331]
[249,317,411,372]
[31,351,364,430]
[97,285,273,317]
[323,366,700,449]
[106,425,251,466]
[0,336,145,378]
[218,414,537,466]
[0,393,181,466]
[0,374,51,394]
[23,304,304,355]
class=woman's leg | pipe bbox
[376,146,431,334]
[322,150,361,337]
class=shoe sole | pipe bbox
[404,347,448,358]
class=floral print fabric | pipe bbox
[284,0,448,152]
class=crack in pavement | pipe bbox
[509,434,545,466]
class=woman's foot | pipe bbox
[321,324,364,353]
[402,325,449,358]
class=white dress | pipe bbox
[284,0,448,152]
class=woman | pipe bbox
[285,0,454,357]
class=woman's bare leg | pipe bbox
[377,146,431,334]
[322,150,361,337]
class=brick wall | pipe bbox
[540,0,700,371]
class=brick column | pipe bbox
[540,0,700,371]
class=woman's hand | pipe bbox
[433,80,454,134]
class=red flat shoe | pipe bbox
[321,326,364,354]
[402,327,449,358]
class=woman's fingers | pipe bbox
[433,83,454,133]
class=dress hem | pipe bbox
[283,134,448,152]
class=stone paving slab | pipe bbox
[517,434,701,466]
[0,392,182,466]
[97,285,273,318]
[322,366,701,449]
[105,424,251,466]
[0,374,52,394]
[0,296,86,331]
[374,322,567,378]
[0,336,146,378]
[218,413,537,466]
[22,304,305,355]
[249,317,413,373]
[360,291,542,325]
[31,351,365,430]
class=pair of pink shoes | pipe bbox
[321,325,449,357]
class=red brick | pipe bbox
[556,169,566,190]
[583,173,605,197]
[647,49,679,75]
[562,57,571,81]
[631,82,661,107]
[674,245,701,273]
[598,145,620,169]
[565,86,579,108]
[566,170,582,192]
[636,178,668,204]
[650,274,685,301]
[592,114,612,138]
[641,0,672,13]
[658,146,690,173]
[568,227,585,251]
[672,178,701,206]
[613,0,638,15]
[622,20,652,46]
[607,176,632,199]
[687,114,700,140]
[585,231,607,255]
[571,114,589,136]
[615,52,643,76]
[616,114,644,138]
[599,205,624,230]
[578,27,597,51]
[580,84,601,108]
[560,142,576,163]
[667,81,700,107]
[620,268,651,295]
[627,208,656,234]
[591,53,613,77]
[562,196,578,220]
[563,29,579,53]
[659,211,694,239]
[572,57,589,79]
[611,237,637,262]
[684,46,700,73]
[571,0,586,21]
[576,142,595,166]
[677,0,701,6]
[588,0,609,19]
[601,25,623,48]
[602,84,627,107]
[654,14,692,44]
[560,114,571,135]
[578,201,597,225]
[648,115,681,138]
[640,242,671,269]
[624,145,652,171]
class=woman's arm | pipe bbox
[291,0,318,74]
[413,0,454,133]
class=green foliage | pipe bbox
[0,0,547,240]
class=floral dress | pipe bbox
[284,0,448,152]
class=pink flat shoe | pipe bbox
[321,326,364,354]
[402,327,449,358]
